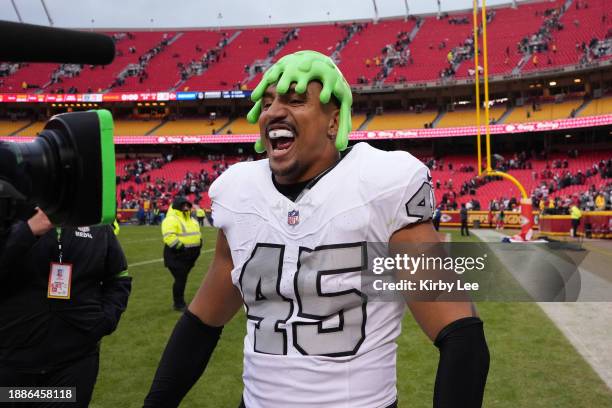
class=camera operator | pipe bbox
[0,208,132,408]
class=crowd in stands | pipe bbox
[521,3,566,57]
[178,33,231,82]
[580,35,612,64]
[49,64,83,89]
[442,36,475,78]
[113,146,612,232]
[0,63,20,78]
[373,19,422,83]
[334,22,367,54]
[536,182,612,214]
[2,2,610,93]
[118,156,169,184]
[533,154,612,213]
[439,11,495,79]
[424,155,526,211]
[267,28,299,58]
[110,34,174,89]
[117,154,256,216]
[425,150,609,215]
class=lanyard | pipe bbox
[56,227,63,264]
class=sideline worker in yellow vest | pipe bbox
[161,196,202,311]
[195,207,206,226]
[570,204,582,238]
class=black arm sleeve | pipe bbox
[433,317,490,408]
[143,310,223,408]
[0,221,37,282]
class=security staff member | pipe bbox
[162,197,202,311]
[195,206,206,226]
[570,204,582,237]
[460,203,470,236]
[0,208,131,408]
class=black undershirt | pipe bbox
[272,176,314,202]
[271,147,352,202]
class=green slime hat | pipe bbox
[246,50,353,153]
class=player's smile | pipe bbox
[266,125,297,160]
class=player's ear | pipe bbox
[327,107,340,140]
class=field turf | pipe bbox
[90,226,612,407]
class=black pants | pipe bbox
[168,265,192,307]
[0,353,99,408]
[433,219,440,231]
[461,221,470,236]
[238,397,398,407]
[571,219,580,237]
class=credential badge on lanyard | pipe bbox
[48,227,72,299]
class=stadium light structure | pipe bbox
[472,0,533,241]
[472,0,483,176]
[472,0,528,200]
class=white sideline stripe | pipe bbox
[471,229,612,390]
[129,248,215,268]
[121,237,160,244]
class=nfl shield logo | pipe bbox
[287,209,300,225]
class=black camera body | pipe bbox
[0,110,116,234]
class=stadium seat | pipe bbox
[504,100,582,123]
[338,20,416,84]
[14,122,46,137]
[0,63,58,93]
[225,117,259,134]
[46,32,167,93]
[390,13,473,83]
[352,114,367,130]
[113,31,229,92]
[522,0,610,71]
[2,2,607,92]
[113,120,162,136]
[579,96,612,117]
[0,120,33,136]
[183,28,286,91]
[151,118,229,136]
[436,106,507,128]
[456,1,562,77]
[366,111,439,130]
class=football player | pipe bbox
[144,50,489,408]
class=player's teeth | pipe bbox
[268,129,294,139]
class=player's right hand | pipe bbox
[27,207,53,236]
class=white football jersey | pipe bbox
[210,142,434,408]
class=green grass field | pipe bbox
[90,226,612,407]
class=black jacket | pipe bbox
[163,245,201,270]
[0,222,132,372]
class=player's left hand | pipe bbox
[27,207,53,237]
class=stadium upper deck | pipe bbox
[1,0,610,94]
